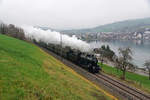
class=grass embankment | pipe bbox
[99,63,150,93]
[0,34,114,100]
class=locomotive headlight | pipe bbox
[93,66,95,69]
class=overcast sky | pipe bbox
[0,0,150,29]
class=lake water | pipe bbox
[90,40,150,68]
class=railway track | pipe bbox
[38,45,150,100]
[95,73,150,100]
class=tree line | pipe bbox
[0,23,25,40]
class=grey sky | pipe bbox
[0,0,150,29]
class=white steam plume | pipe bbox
[22,26,91,52]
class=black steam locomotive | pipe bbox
[36,41,101,73]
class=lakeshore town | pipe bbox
[64,28,150,41]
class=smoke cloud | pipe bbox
[22,26,91,52]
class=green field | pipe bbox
[99,63,150,93]
[0,34,115,100]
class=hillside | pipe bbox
[62,17,150,33]
[0,34,114,100]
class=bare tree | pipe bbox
[144,60,150,80]
[0,23,8,34]
[118,47,133,80]
[113,55,121,73]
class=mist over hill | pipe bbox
[61,17,150,33]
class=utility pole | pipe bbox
[96,33,98,43]
[60,32,63,61]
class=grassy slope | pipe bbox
[0,34,113,100]
[99,63,150,93]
